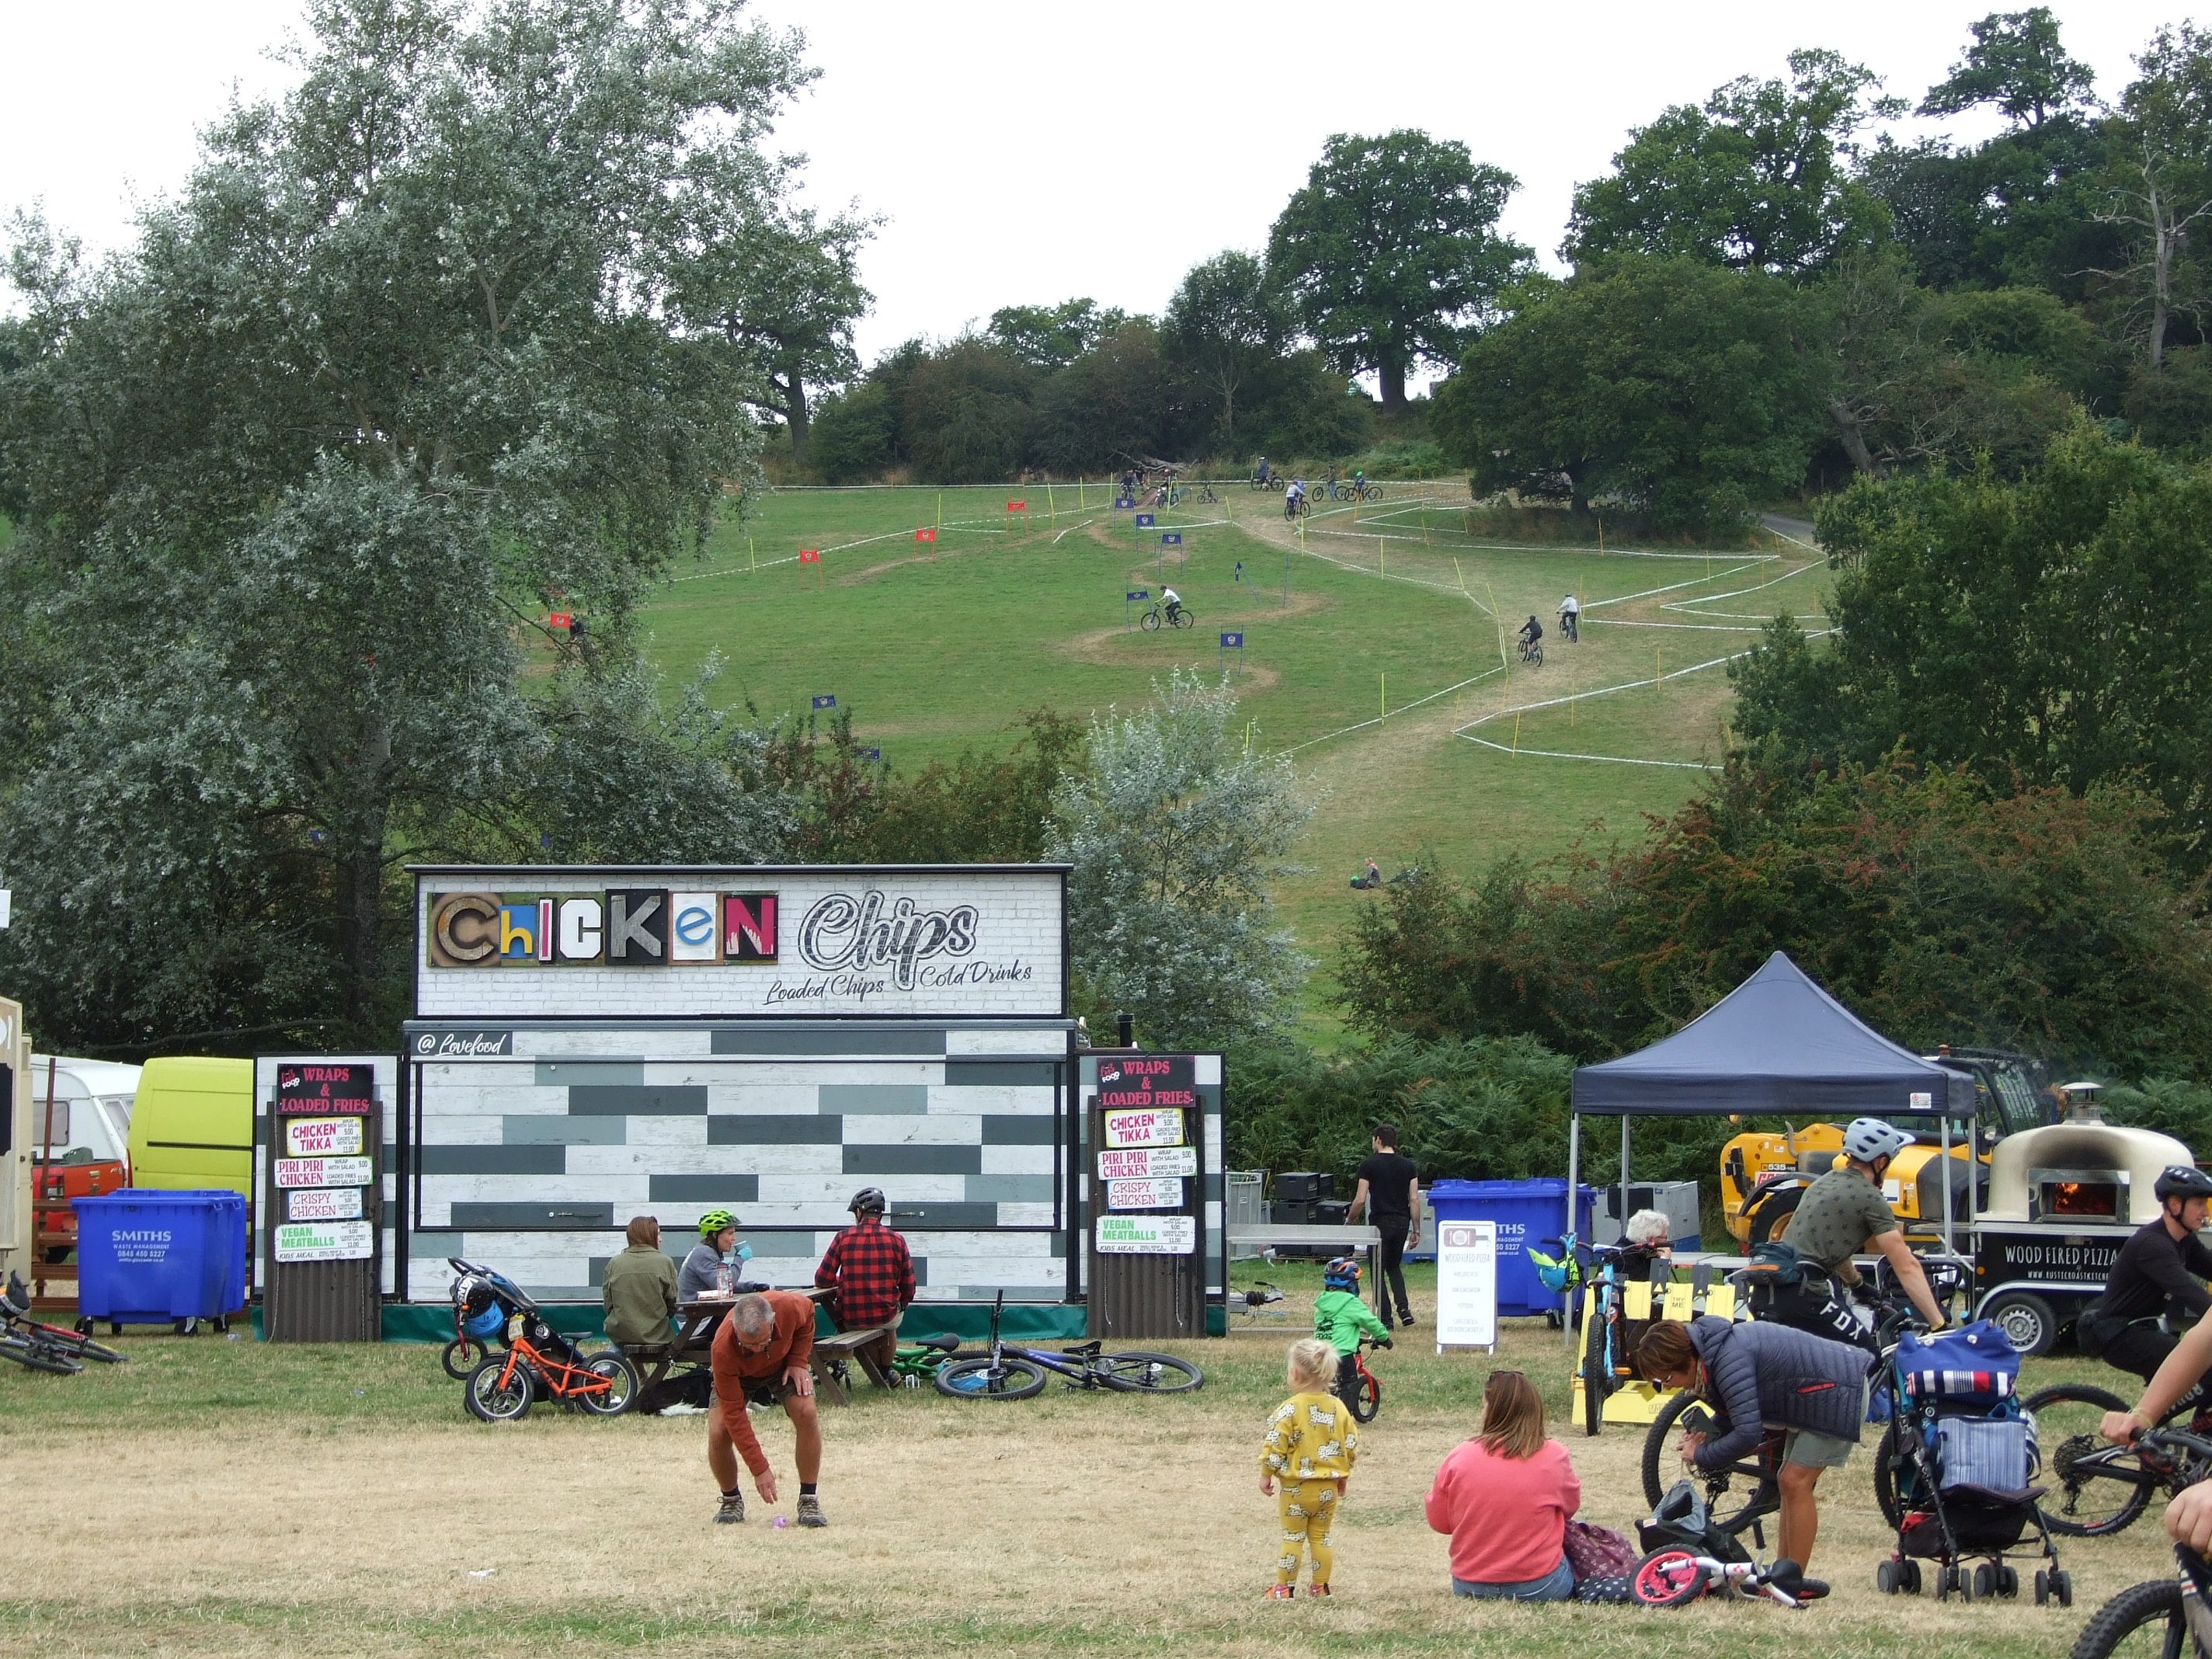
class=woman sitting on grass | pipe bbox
[1424,1369,1582,1600]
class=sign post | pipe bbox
[1125,587,1149,631]
[1087,1055,1204,1339]
[262,1059,385,1342]
[1219,631,1244,675]
[1435,1219,1499,1354]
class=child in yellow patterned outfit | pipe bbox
[1258,1336,1360,1598]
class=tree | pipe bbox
[2095,25,2212,372]
[1163,251,1290,449]
[1565,50,1899,276]
[0,0,819,1047]
[986,298,1130,373]
[1431,256,1821,534]
[678,197,876,461]
[1266,130,1532,411]
[1921,9,2096,130]
[895,337,1035,482]
[1731,425,2212,865]
[1046,673,1312,1049]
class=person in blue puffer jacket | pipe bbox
[1637,1314,1872,1601]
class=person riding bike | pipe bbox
[1518,615,1542,656]
[2085,1165,2212,1415]
[1779,1117,1949,1348]
[1352,468,1367,499]
[1255,457,1271,486]
[1558,593,1580,642]
[1315,1256,1390,1402]
[1159,586,1184,625]
[1283,478,1306,520]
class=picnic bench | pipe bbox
[808,1323,899,1405]
[625,1286,833,1391]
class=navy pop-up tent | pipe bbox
[1567,951,1975,1275]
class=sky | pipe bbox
[0,0,2180,374]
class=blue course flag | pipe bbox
[1161,532,1182,545]
[1113,496,1135,510]
[861,746,882,761]
[1135,513,1155,528]
[1221,632,1244,648]
[811,694,836,709]
[1127,590,1149,601]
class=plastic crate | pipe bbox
[73,1188,246,1323]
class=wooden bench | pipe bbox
[809,1324,898,1405]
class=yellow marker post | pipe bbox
[1656,645,1663,688]
[1379,536,1386,576]
[1513,711,1522,752]
[1048,482,1056,532]
[1380,673,1387,718]
[749,536,755,573]
[1079,477,1087,510]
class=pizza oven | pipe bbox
[2027,1167,2127,1223]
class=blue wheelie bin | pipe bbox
[1427,1177,1595,1319]
[74,1188,248,1334]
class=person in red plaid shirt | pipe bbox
[815,1188,914,1370]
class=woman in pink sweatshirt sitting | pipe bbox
[1424,1369,1583,1599]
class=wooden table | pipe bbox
[1225,1223,1383,1288]
[633,1286,831,1388]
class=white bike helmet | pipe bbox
[1842,1117,1915,1165]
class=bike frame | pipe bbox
[496,1331,617,1403]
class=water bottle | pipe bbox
[715,1256,734,1296]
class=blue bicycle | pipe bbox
[1532,1234,1639,1436]
[933,1291,1204,1400]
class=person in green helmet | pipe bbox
[680,1209,746,1300]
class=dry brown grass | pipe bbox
[0,1283,2166,1657]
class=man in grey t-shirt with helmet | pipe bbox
[1786,1117,1948,1336]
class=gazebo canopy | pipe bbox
[1570,951,1974,1119]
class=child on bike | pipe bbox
[1161,586,1184,625]
[1260,1336,1360,1598]
[1315,1256,1391,1404]
[1518,614,1543,656]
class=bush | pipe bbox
[1348,439,1449,478]
[2105,1077,2212,1160]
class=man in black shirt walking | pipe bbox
[1348,1124,1420,1329]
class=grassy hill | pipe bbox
[629,482,1829,1027]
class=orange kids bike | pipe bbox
[457,1270,637,1422]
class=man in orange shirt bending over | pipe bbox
[708,1289,826,1527]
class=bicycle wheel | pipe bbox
[1365,485,1383,503]
[1170,609,1194,629]
[934,1354,1050,1400]
[1873,1417,1907,1526]
[1348,1369,1380,1424]
[1094,1351,1205,1393]
[1631,1546,1710,1609]
[441,1335,487,1380]
[2029,1382,2157,1537]
[2068,1579,2186,1659]
[465,1353,534,1422]
[0,1337,81,1376]
[1580,1315,1607,1437]
[1140,609,1161,631]
[1530,644,1543,666]
[575,1352,638,1417]
[1641,1391,1776,1535]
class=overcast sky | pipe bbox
[1,1,2179,371]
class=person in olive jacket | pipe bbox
[602,1215,680,1348]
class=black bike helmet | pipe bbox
[2155,1165,2212,1202]
[848,1186,888,1216]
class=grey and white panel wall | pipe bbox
[402,864,1073,1304]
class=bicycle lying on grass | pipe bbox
[4,1271,126,1373]
[934,1291,1204,1400]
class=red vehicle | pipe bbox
[29,1056,140,1261]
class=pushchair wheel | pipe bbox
[1876,1560,1900,1595]
[1902,1560,1923,1594]
[2034,1569,2048,1606]
[1972,1563,1995,1599]
[1997,1563,2019,1597]
[2052,1570,2073,1608]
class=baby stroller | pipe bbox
[443,1256,533,1379]
[1877,1319,2071,1605]
[1629,1479,1808,1609]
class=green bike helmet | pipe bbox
[698,1209,737,1237]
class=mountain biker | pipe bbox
[1518,615,1542,656]
[1314,1256,1390,1401]
[1161,586,1184,624]
[1558,593,1580,642]
[1352,469,1367,498]
[813,1187,914,1376]
[1638,1316,1869,1598]
[1255,457,1271,485]
[1283,478,1306,520]
[2083,1165,2212,1421]
[1782,1117,1949,1343]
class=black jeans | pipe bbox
[2100,1320,2212,1412]
[1376,1217,1412,1323]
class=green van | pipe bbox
[126,1056,254,1198]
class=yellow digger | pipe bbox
[1721,1049,2050,1247]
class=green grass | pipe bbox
[628,485,1825,1031]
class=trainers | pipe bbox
[660,1402,707,1417]
[795,1493,828,1528]
[1308,1582,1332,1597]
[1264,1584,1296,1600]
[714,1490,745,1525]
[1398,1312,1417,1327]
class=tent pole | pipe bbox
[1620,1116,1631,1236]
[1940,1110,1956,1258]
[1565,1113,1581,1351]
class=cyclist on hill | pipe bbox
[2083,1166,2212,1423]
[1518,614,1543,656]
[1558,593,1580,642]
[1352,468,1368,499]
[1161,586,1184,625]
[1255,457,1271,486]
[1283,478,1306,520]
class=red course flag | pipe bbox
[1006,500,1027,512]
[548,612,574,629]
[915,527,937,543]
[798,548,820,564]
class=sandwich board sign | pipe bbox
[1435,1219,1499,1353]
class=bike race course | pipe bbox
[0,1262,2161,1657]
[628,482,1827,1012]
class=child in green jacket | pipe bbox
[1314,1256,1391,1400]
